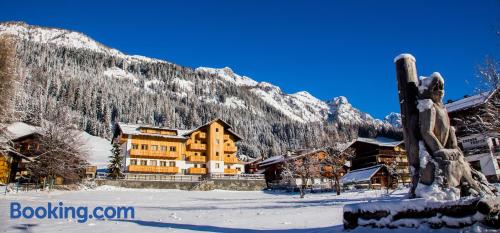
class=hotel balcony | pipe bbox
[224,145,237,153]
[187,155,207,163]
[188,167,207,175]
[130,149,178,159]
[224,168,238,174]
[187,143,207,151]
[224,157,239,164]
[128,165,178,174]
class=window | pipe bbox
[216,139,220,144]
[151,145,158,151]
[202,152,206,157]
[215,128,219,132]
[226,165,230,169]
[169,161,176,167]
[194,164,198,168]
[141,144,148,150]
[215,163,220,169]
[132,144,139,149]
[195,152,198,156]
[160,161,167,167]
[150,160,157,166]
[216,152,219,157]
[201,164,207,168]
[140,160,147,165]
[130,159,137,165]
[169,146,176,152]
[160,146,167,151]
[236,167,241,171]
[226,154,231,158]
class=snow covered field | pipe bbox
[0,187,489,232]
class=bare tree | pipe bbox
[282,153,321,198]
[323,144,355,195]
[386,160,399,194]
[27,108,88,185]
[475,56,499,93]
[0,35,18,124]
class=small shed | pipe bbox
[341,164,390,189]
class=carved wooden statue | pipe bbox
[395,54,495,200]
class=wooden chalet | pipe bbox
[341,164,390,189]
[257,149,338,189]
[347,137,411,185]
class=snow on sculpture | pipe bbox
[343,54,500,230]
[414,73,495,200]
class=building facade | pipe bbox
[257,149,337,189]
[347,137,411,185]
[112,119,245,176]
[0,122,41,184]
[446,89,500,182]
[341,164,390,189]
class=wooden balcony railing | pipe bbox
[224,168,238,174]
[187,155,207,163]
[128,165,178,174]
[187,143,207,151]
[224,146,237,153]
[224,157,239,164]
[188,167,207,175]
[130,149,178,159]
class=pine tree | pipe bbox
[107,143,123,179]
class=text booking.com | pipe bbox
[10,202,135,223]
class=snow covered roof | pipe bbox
[257,149,327,167]
[180,118,243,141]
[258,155,284,167]
[355,137,403,148]
[115,118,243,141]
[341,165,385,184]
[115,123,188,140]
[2,122,42,141]
[445,89,497,113]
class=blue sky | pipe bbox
[0,0,498,119]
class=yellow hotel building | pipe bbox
[112,119,245,175]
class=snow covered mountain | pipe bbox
[194,66,397,127]
[0,22,401,158]
[384,112,402,129]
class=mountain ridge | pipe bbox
[0,21,402,158]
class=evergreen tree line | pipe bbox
[10,39,401,159]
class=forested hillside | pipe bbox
[0,22,401,158]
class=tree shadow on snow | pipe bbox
[276,195,406,206]
[10,224,38,233]
[112,219,344,232]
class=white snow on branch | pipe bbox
[103,67,139,83]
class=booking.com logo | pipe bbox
[10,202,135,223]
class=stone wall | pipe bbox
[211,179,267,191]
[96,179,266,191]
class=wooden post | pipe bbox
[394,54,420,198]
